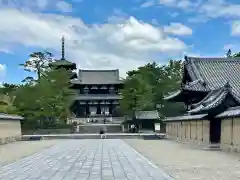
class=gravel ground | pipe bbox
[124,139,240,180]
[0,140,62,167]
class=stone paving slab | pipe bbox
[0,139,173,180]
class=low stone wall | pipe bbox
[166,119,210,146]
[32,128,72,135]
[0,114,23,145]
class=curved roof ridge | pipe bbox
[189,89,228,114]
[187,56,240,62]
[191,87,226,108]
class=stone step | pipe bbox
[202,143,221,151]
[21,133,166,141]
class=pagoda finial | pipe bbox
[61,36,65,60]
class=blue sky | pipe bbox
[0,0,240,84]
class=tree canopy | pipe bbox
[19,51,54,83]
[0,51,76,130]
[120,60,184,117]
[226,49,240,58]
[13,68,75,125]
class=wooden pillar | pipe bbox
[185,122,187,138]
[196,120,197,140]
[190,121,192,139]
[231,117,234,145]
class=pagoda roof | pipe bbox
[164,56,240,100]
[71,69,123,85]
[50,59,76,67]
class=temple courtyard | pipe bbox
[0,139,240,180]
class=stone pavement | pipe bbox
[0,139,173,180]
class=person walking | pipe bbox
[130,124,135,133]
[99,126,107,139]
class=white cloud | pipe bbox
[0,64,5,73]
[141,0,240,22]
[168,12,179,18]
[164,23,192,35]
[56,1,72,13]
[0,48,12,54]
[159,0,176,6]
[223,44,235,51]
[199,0,240,19]
[158,0,200,9]
[151,19,158,25]
[0,8,188,77]
[231,20,240,36]
[187,16,209,23]
[177,0,192,8]
[223,43,240,54]
[140,1,155,8]
[36,0,48,9]
[0,0,49,10]
[0,64,6,84]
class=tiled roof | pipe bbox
[183,80,209,92]
[50,59,76,67]
[163,90,181,100]
[74,94,122,100]
[188,83,240,114]
[135,111,159,119]
[164,113,207,122]
[0,113,24,120]
[216,106,240,118]
[188,89,227,114]
[185,57,240,96]
[72,69,123,85]
[163,80,208,101]
[164,56,240,101]
[164,106,240,121]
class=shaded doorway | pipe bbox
[209,118,221,144]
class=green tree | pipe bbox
[0,94,17,114]
[120,60,184,117]
[225,49,240,58]
[232,52,240,57]
[20,51,53,83]
[120,74,154,115]
[14,68,75,127]
[0,83,19,95]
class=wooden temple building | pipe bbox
[163,56,240,152]
[71,70,123,119]
[51,37,124,122]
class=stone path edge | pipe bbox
[124,140,175,180]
